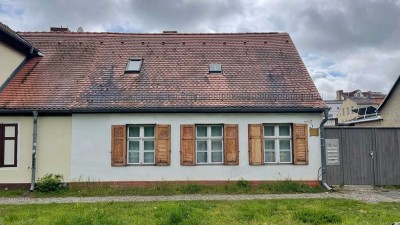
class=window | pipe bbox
[0,124,18,167]
[125,59,143,72]
[196,125,223,164]
[209,64,222,73]
[264,124,292,163]
[127,125,155,164]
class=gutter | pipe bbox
[29,111,38,191]
[0,107,326,115]
[320,109,332,191]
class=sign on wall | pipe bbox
[326,139,340,165]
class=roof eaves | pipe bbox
[377,74,400,111]
[0,28,42,57]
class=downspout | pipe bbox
[320,109,332,190]
[29,111,38,191]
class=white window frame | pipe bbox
[195,125,224,164]
[127,125,155,165]
[263,124,292,164]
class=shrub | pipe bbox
[35,174,64,192]
[236,178,250,189]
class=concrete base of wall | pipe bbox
[69,180,320,188]
[0,183,30,189]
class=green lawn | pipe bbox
[0,199,399,225]
[0,181,324,198]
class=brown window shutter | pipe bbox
[180,124,195,166]
[111,125,127,166]
[224,124,239,165]
[293,124,309,165]
[248,124,264,165]
[155,124,171,166]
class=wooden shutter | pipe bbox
[155,124,171,166]
[293,124,308,165]
[180,124,195,166]
[224,124,239,165]
[111,125,127,166]
[248,124,264,165]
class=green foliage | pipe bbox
[236,178,250,189]
[181,184,202,194]
[1,199,399,224]
[294,209,342,225]
[35,174,64,193]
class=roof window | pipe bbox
[125,58,143,73]
[209,64,222,74]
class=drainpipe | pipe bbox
[29,111,38,191]
[320,109,332,191]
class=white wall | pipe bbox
[71,113,323,182]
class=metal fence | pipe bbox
[325,127,400,185]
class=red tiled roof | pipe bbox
[0,32,326,112]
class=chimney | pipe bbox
[50,27,70,32]
[162,31,177,34]
[336,90,343,100]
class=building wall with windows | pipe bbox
[0,116,71,184]
[71,113,323,182]
[338,98,358,123]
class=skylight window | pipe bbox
[209,64,222,74]
[125,59,143,72]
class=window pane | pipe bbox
[279,140,291,150]
[264,140,275,150]
[129,127,140,137]
[197,141,207,151]
[211,126,222,137]
[265,151,276,163]
[129,141,139,151]
[197,126,207,137]
[144,141,154,150]
[211,140,222,151]
[5,126,15,138]
[279,125,290,136]
[4,140,15,165]
[128,152,139,163]
[280,151,291,163]
[126,60,142,71]
[264,126,274,136]
[144,126,154,137]
[144,152,155,163]
[212,152,223,163]
[197,152,207,163]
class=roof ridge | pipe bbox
[18,31,288,36]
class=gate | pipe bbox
[325,127,400,185]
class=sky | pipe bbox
[1,0,400,99]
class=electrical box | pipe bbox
[326,139,340,165]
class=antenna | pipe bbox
[77,27,84,32]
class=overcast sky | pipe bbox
[1,0,400,99]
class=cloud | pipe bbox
[1,0,400,99]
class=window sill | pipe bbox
[126,164,156,166]
[264,162,293,165]
[195,163,224,166]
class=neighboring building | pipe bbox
[338,97,384,124]
[324,100,342,126]
[352,75,400,127]
[0,25,327,187]
[335,89,386,100]
[0,22,41,89]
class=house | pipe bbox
[337,88,386,124]
[335,89,386,100]
[324,100,342,126]
[350,75,400,127]
[0,25,328,188]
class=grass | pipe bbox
[0,180,324,198]
[1,199,400,224]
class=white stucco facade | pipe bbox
[71,113,323,182]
